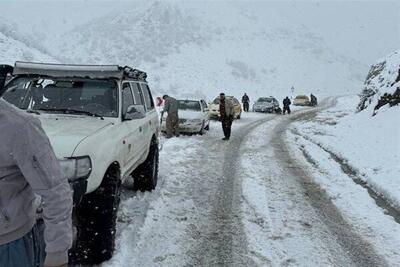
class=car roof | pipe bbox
[178,99,203,102]
[12,61,147,82]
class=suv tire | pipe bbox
[133,138,159,191]
[69,164,121,265]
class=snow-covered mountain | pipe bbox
[0,18,56,64]
[1,1,389,101]
[38,1,366,100]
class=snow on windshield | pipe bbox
[178,100,201,111]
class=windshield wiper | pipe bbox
[37,108,104,119]
[26,109,40,115]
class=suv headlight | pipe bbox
[59,156,92,182]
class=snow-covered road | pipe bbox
[103,100,399,267]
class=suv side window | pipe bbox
[122,82,134,116]
[131,82,145,107]
[140,83,155,111]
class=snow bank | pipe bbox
[292,95,400,209]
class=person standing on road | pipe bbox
[310,94,318,106]
[162,95,180,138]
[283,96,291,115]
[242,93,250,112]
[219,93,235,140]
[0,96,73,266]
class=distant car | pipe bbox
[253,97,281,113]
[293,95,311,106]
[209,96,242,120]
[162,99,210,135]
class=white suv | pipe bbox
[1,62,160,265]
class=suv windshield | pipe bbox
[178,100,201,111]
[3,78,119,117]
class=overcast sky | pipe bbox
[1,0,399,65]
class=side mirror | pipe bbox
[124,105,146,120]
[204,108,209,112]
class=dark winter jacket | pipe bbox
[0,99,73,266]
[242,94,250,103]
[283,98,291,107]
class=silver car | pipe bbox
[253,97,281,113]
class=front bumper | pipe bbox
[161,121,203,133]
[178,123,203,133]
[254,107,274,113]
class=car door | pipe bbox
[201,100,209,124]
[139,83,158,146]
[120,82,146,168]
[130,82,151,156]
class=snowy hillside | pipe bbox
[358,50,400,113]
[41,1,365,100]
[0,18,56,64]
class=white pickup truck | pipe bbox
[0,62,160,265]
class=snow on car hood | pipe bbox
[179,110,203,120]
[38,114,113,158]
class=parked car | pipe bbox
[1,62,160,265]
[253,97,281,113]
[161,99,210,134]
[209,95,242,120]
[293,95,311,106]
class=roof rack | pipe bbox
[122,66,147,81]
[12,62,147,82]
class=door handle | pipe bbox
[139,127,142,132]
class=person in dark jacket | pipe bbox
[220,93,235,140]
[310,94,318,106]
[242,93,250,112]
[283,96,291,115]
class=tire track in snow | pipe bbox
[188,115,276,266]
[273,103,390,267]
